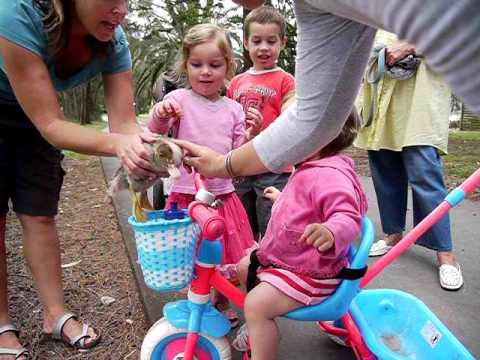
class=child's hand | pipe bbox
[263,186,281,202]
[299,224,335,252]
[152,99,183,123]
[245,107,263,139]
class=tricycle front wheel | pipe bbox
[141,318,231,360]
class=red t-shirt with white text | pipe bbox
[227,68,295,131]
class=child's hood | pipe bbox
[299,154,368,215]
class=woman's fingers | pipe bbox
[138,131,158,144]
[173,139,196,153]
[172,139,225,177]
[121,152,154,178]
[172,139,201,160]
[117,134,156,178]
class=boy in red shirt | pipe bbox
[227,5,295,239]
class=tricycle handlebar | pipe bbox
[188,201,225,239]
[188,171,225,239]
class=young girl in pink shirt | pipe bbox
[147,23,259,327]
[233,111,368,359]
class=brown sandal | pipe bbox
[0,324,28,359]
[46,313,101,351]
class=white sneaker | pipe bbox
[439,263,464,290]
[232,323,249,352]
[369,240,393,257]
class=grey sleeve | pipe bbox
[253,0,376,172]
[314,0,480,115]
[254,0,480,172]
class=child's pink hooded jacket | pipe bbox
[257,155,368,279]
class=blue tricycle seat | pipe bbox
[285,217,375,321]
[349,289,475,360]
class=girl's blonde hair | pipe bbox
[175,23,236,86]
[33,0,112,56]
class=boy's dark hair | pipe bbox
[319,110,361,158]
[244,6,286,39]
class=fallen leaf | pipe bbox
[61,260,82,268]
[101,296,116,305]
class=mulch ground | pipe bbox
[4,157,147,360]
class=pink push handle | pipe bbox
[362,166,480,287]
[460,168,480,194]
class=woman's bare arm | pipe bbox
[103,70,140,134]
[0,37,156,177]
[103,71,159,175]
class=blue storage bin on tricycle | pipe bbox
[350,289,475,360]
[128,204,198,292]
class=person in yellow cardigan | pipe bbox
[355,31,463,291]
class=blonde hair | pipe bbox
[33,0,111,56]
[244,6,286,39]
[175,23,236,86]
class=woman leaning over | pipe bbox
[0,0,157,358]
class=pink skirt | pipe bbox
[166,192,257,279]
[257,267,341,305]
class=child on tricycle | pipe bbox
[234,110,367,359]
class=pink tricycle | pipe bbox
[131,169,479,360]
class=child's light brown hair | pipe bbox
[318,109,362,158]
[244,5,286,40]
[175,23,236,85]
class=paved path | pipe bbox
[101,157,480,359]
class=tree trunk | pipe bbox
[242,8,253,71]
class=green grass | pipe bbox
[444,130,480,181]
[63,113,152,159]
[64,120,479,186]
[63,150,91,160]
[63,119,107,159]
[448,130,480,142]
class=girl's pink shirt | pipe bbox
[148,89,247,195]
[257,155,368,279]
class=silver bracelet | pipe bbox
[225,150,236,178]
